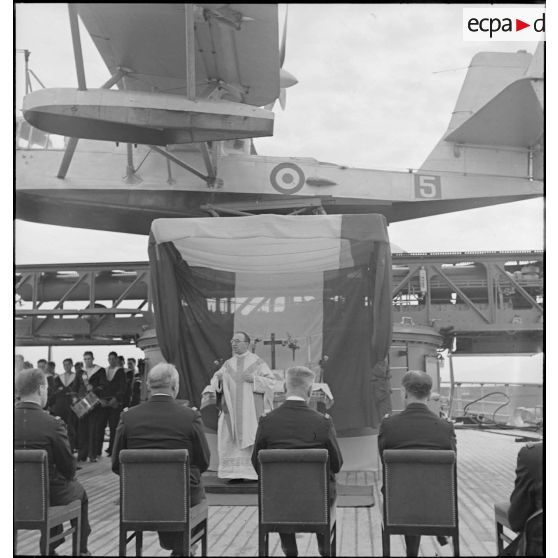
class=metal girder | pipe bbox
[14,252,543,347]
[68,4,87,90]
[392,264,421,297]
[493,263,543,314]
[34,273,89,332]
[57,137,79,179]
[150,145,209,182]
[185,3,196,101]
[431,264,491,324]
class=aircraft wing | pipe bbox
[75,3,280,107]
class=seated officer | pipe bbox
[251,366,343,557]
[14,368,91,556]
[111,363,211,556]
[501,441,543,556]
[378,370,456,557]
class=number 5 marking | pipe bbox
[414,174,441,199]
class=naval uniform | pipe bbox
[503,442,543,556]
[48,373,83,452]
[251,399,343,557]
[378,402,456,557]
[15,401,91,554]
[111,394,211,554]
[84,366,108,460]
[99,366,127,455]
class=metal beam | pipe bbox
[200,204,255,217]
[185,3,196,101]
[200,143,217,180]
[150,145,209,182]
[90,272,147,333]
[101,68,128,90]
[57,137,79,179]
[392,264,421,297]
[493,264,543,314]
[432,264,491,324]
[68,4,86,90]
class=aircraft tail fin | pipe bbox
[420,43,543,181]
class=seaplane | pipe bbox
[16,4,543,235]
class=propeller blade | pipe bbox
[279,88,287,111]
[57,137,79,178]
[279,5,288,68]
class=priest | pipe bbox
[210,331,275,481]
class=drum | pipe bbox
[71,392,100,418]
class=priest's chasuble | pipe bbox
[210,351,275,479]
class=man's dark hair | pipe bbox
[37,358,47,366]
[83,351,94,358]
[108,351,118,358]
[237,331,251,344]
[127,357,136,365]
[48,361,56,368]
[15,368,46,398]
[75,361,83,368]
[63,358,73,365]
[402,370,433,399]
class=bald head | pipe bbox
[147,363,179,397]
[402,370,433,402]
[285,366,315,399]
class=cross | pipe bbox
[263,333,284,369]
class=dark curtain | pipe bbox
[148,236,234,406]
[323,240,392,433]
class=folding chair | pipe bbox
[14,449,81,556]
[258,448,336,557]
[119,449,208,556]
[382,449,459,556]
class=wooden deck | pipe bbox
[15,429,532,556]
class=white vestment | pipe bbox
[210,351,275,479]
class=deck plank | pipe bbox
[16,429,525,556]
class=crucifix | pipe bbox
[263,333,301,368]
[263,333,284,369]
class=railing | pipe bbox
[440,382,543,425]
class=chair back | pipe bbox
[14,449,49,523]
[383,449,457,529]
[258,449,330,525]
[518,508,543,556]
[120,449,190,526]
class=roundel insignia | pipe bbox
[270,163,305,194]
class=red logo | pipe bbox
[516,19,530,31]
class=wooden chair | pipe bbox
[257,448,336,557]
[518,508,543,556]
[14,449,81,556]
[495,500,513,554]
[119,449,208,556]
[381,449,459,556]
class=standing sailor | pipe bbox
[82,351,107,462]
[210,331,275,481]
